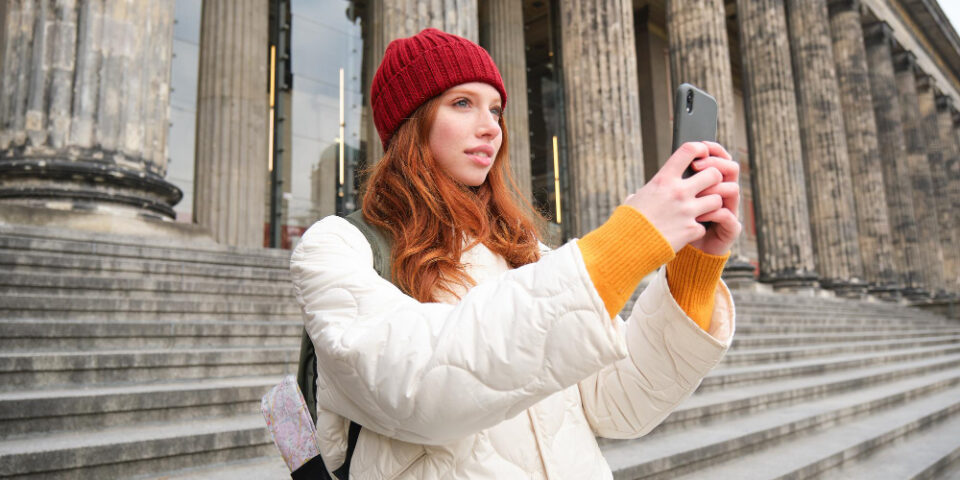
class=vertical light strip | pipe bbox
[338,68,345,186]
[268,45,276,172]
[552,135,561,224]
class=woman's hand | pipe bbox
[622,141,740,254]
[688,141,741,255]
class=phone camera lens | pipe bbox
[686,91,694,113]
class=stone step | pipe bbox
[0,347,299,391]
[735,323,960,335]
[0,413,273,480]
[815,410,960,480]
[0,251,291,283]
[0,294,301,317]
[0,376,279,439]
[134,455,290,480]
[731,328,960,348]
[0,229,290,269]
[720,335,960,366]
[733,313,949,326]
[667,379,960,479]
[700,343,960,392]
[652,353,960,435]
[0,320,302,352]
[0,272,293,300]
[602,367,960,479]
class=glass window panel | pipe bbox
[167,0,202,223]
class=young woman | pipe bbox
[291,28,740,479]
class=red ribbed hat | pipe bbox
[371,28,507,150]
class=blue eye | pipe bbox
[454,99,470,108]
[490,107,502,118]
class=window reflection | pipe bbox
[278,0,364,249]
[168,0,202,223]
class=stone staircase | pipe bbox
[0,224,299,479]
[1,224,958,479]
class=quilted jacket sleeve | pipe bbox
[290,216,630,445]
[578,266,735,439]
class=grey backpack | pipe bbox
[294,210,392,480]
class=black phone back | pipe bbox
[672,83,718,178]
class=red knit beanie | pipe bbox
[371,28,507,150]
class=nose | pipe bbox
[476,110,500,139]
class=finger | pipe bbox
[685,166,723,195]
[692,156,740,183]
[692,193,724,217]
[662,142,709,179]
[696,208,742,238]
[702,141,732,161]
[698,182,740,212]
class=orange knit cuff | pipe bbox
[577,206,676,319]
[666,245,729,331]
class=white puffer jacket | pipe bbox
[291,216,735,479]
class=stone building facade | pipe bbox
[1,0,959,305]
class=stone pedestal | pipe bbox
[361,0,479,166]
[827,0,898,294]
[0,1,181,220]
[665,0,755,284]
[559,0,644,236]
[893,52,943,297]
[481,0,532,203]
[786,0,865,294]
[863,23,926,299]
[736,0,817,288]
[193,0,268,247]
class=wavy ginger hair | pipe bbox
[361,95,542,303]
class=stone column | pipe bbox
[936,95,960,293]
[560,0,644,236]
[0,1,181,219]
[893,52,943,297]
[863,23,924,297]
[361,0,479,166]
[193,0,268,247]
[736,0,817,288]
[665,0,755,285]
[480,0,532,203]
[916,78,955,296]
[827,0,898,295]
[786,0,864,296]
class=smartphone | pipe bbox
[671,83,718,179]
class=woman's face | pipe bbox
[428,82,503,187]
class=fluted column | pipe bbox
[481,0,532,202]
[893,52,943,297]
[665,0,754,284]
[936,95,960,293]
[863,23,924,297]
[194,0,268,247]
[361,0,478,166]
[916,78,955,296]
[736,0,817,288]
[0,1,181,219]
[786,0,864,295]
[827,0,898,295]
[560,0,644,236]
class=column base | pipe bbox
[721,256,757,290]
[867,283,903,302]
[0,150,182,221]
[760,269,819,293]
[902,286,933,303]
[820,278,870,299]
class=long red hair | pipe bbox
[361,96,542,302]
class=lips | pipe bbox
[465,145,495,167]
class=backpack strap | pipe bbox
[295,210,393,480]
